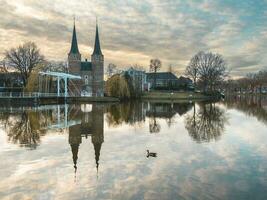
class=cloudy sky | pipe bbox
[0,0,267,78]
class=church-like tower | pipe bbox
[91,22,104,97]
[68,21,81,75]
[67,19,104,97]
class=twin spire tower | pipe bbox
[68,18,104,97]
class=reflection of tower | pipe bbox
[91,104,104,173]
[69,124,82,174]
[67,104,104,179]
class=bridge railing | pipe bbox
[0,92,79,98]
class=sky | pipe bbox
[0,0,267,78]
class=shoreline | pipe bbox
[0,96,119,106]
[141,91,215,101]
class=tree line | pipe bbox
[223,70,267,94]
[2,42,67,86]
[3,41,230,96]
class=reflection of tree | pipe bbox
[149,117,161,133]
[147,102,193,130]
[106,102,145,127]
[106,101,194,133]
[166,117,175,128]
[224,95,267,125]
[0,110,51,149]
[185,102,227,143]
[148,105,161,133]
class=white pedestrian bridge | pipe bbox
[39,71,82,97]
[0,71,82,98]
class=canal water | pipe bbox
[0,96,267,200]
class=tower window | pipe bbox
[84,75,89,84]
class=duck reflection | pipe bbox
[185,102,227,143]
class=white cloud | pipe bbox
[0,0,266,76]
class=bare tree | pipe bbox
[131,64,145,71]
[106,63,117,77]
[0,60,8,72]
[188,51,228,92]
[246,73,258,92]
[45,61,67,72]
[257,70,267,93]
[149,58,162,88]
[185,55,199,87]
[5,42,45,86]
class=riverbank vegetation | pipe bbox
[223,70,267,94]
[105,74,136,99]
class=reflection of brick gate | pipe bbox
[39,71,81,97]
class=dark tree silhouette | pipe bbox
[2,110,51,149]
[186,51,228,92]
[5,42,45,86]
[185,56,199,87]
[149,58,162,88]
[185,102,227,143]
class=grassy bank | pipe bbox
[0,96,120,106]
[141,91,212,101]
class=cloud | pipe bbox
[0,0,266,77]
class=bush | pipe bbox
[105,74,134,99]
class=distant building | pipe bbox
[123,67,148,92]
[146,72,193,91]
[68,20,104,97]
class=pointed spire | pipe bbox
[93,142,102,175]
[71,144,79,168]
[92,18,102,55]
[69,17,80,54]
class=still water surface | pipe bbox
[0,96,267,200]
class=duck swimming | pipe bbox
[147,150,157,158]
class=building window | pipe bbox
[84,75,89,84]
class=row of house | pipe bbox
[0,72,23,92]
[0,67,193,95]
[123,67,194,92]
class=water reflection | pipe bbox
[106,102,193,131]
[68,104,104,175]
[1,99,267,199]
[184,102,228,143]
[106,102,145,127]
[0,108,52,149]
[146,102,193,133]
[0,104,104,175]
[3,98,265,150]
[224,95,267,125]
